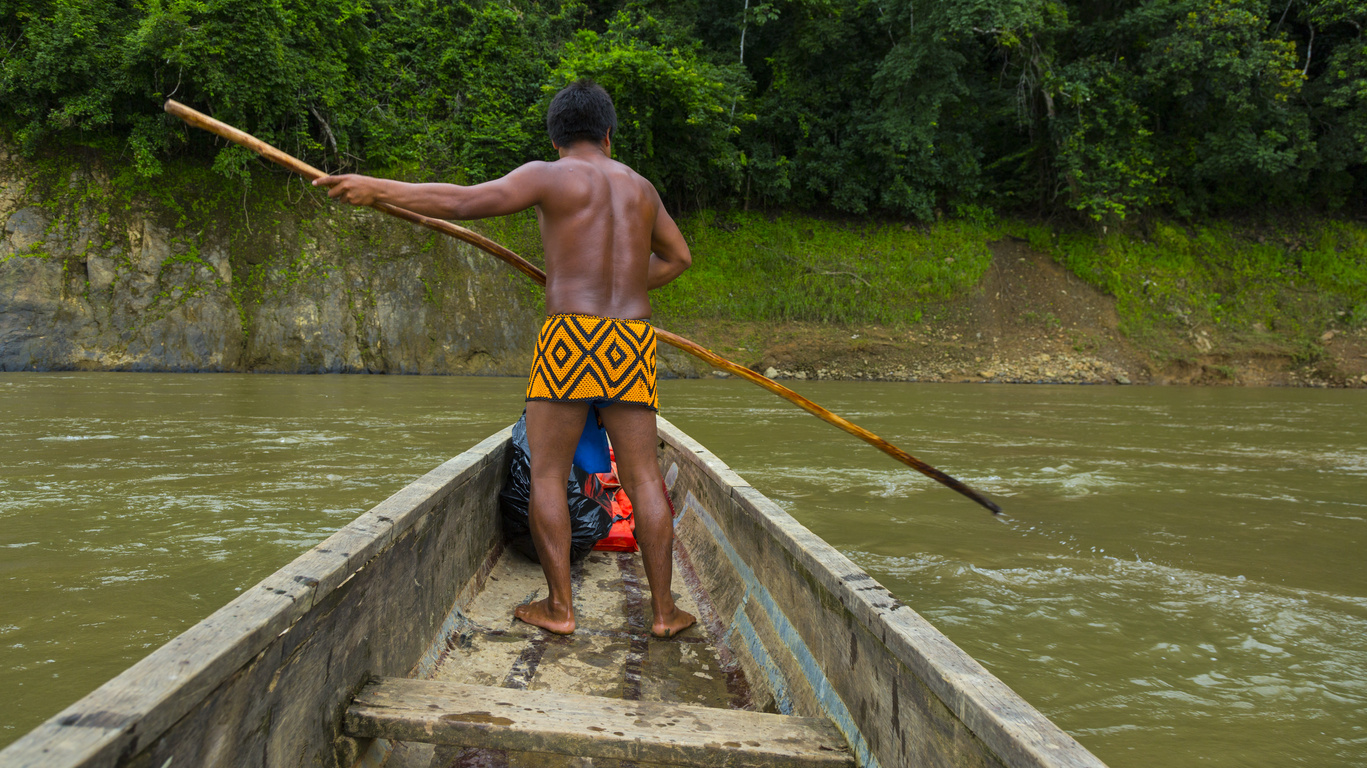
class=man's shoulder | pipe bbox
[541,157,658,197]
[510,159,557,177]
[527,156,596,184]
[607,159,659,199]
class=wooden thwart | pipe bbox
[345,677,854,768]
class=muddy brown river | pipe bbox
[1,372,1363,766]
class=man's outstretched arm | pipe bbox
[647,199,691,290]
[312,163,551,220]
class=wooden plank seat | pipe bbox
[345,677,855,768]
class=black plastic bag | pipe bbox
[499,412,612,563]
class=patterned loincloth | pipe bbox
[526,313,658,410]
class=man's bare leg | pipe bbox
[516,400,591,635]
[597,404,696,638]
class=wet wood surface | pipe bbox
[346,677,854,768]
[369,516,766,768]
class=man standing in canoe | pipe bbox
[312,80,696,638]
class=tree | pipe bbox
[548,9,750,206]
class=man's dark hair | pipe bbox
[546,79,618,148]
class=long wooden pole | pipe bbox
[164,99,1001,515]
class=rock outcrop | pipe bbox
[0,143,553,375]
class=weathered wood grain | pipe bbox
[345,677,854,768]
[655,417,1108,768]
[666,462,790,717]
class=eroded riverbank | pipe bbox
[661,239,1367,389]
[5,141,1364,386]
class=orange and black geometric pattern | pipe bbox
[526,313,658,410]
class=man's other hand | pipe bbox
[313,174,382,206]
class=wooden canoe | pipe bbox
[0,418,1108,768]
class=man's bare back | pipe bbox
[310,145,689,318]
[313,80,694,639]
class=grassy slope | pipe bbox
[653,211,994,325]
[652,210,1367,381]
[1010,219,1367,365]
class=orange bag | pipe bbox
[587,450,638,553]
[594,490,638,552]
[584,450,680,553]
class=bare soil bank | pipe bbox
[658,239,1367,388]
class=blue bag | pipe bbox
[573,405,612,474]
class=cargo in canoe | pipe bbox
[1,418,1108,768]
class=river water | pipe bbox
[1,373,1363,766]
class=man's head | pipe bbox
[546,79,617,149]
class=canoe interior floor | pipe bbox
[380,546,758,768]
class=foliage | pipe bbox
[547,10,749,205]
[0,0,578,181]
[1049,63,1167,221]
[348,1,578,179]
[0,0,1365,218]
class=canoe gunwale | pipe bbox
[656,417,1106,768]
[0,427,513,768]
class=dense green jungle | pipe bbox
[1,0,1365,383]
[4,0,1366,218]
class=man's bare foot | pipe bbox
[651,606,696,638]
[514,598,576,635]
